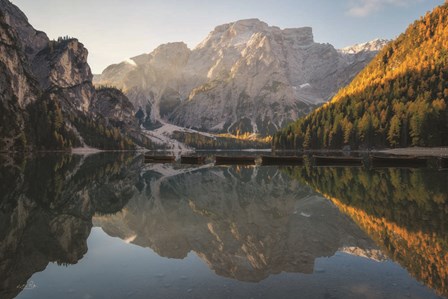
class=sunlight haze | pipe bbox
[13,0,444,73]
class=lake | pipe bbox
[1,153,447,299]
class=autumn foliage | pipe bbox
[273,4,448,150]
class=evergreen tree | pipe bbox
[273,3,448,150]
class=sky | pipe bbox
[13,0,445,74]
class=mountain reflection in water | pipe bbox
[0,153,446,299]
[93,163,379,282]
[0,153,140,299]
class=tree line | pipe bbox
[273,4,448,150]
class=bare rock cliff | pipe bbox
[95,19,388,135]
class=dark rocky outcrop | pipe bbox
[0,0,154,151]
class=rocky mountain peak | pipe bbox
[229,18,269,34]
[282,27,314,45]
[339,38,390,55]
[95,19,388,136]
[207,19,267,35]
[195,19,262,50]
[0,0,49,61]
[146,42,191,69]
[196,18,314,51]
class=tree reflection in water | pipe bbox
[285,166,448,297]
[1,153,446,298]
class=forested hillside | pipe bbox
[273,4,448,150]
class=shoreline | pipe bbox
[70,147,103,155]
[378,147,448,157]
[2,147,448,157]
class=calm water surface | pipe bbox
[1,153,446,299]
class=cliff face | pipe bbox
[32,38,95,112]
[0,0,94,112]
[95,19,387,135]
[96,42,192,127]
[0,3,40,150]
[0,0,153,151]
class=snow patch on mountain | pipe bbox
[339,38,390,55]
[125,58,137,66]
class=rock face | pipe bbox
[96,42,191,128]
[94,87,136,125]
[0,1,40,150]
[32,38,95,112]
[0,0,153,151]
[95,19,387,135]
[93,87,142,140]
[0,0,93,112]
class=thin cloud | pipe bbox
[347,0,421,17]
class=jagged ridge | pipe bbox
[94,19,386,136]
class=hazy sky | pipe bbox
[13,0,444,73]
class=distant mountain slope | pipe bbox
[94,19,386,136]
[338,38,390,55]
[273,4,448,150]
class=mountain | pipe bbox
[273,4,448,150]
[0,0,155,151]
[94,19,386,136]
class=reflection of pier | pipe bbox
[370,155,428,168]
[261,155,303,165]
[141,153,447,169]
[144,155,176,163]
[215,156,256,165]
[313,155,363,167]
[180,155,206,165]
